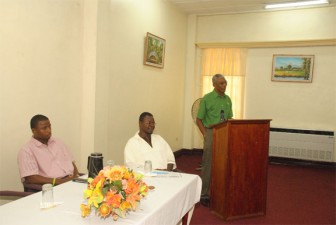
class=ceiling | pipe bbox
[167,0,336,15]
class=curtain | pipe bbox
[200,48,247,119]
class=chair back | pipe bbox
[0,190,34,197]
[23,181,42,192]
[191,98,202,124]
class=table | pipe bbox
[0,172,201,225]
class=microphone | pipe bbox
[220,109,225,122]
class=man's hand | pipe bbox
[196,118,206,137]
[25,162,80,186]
[72,161,79,177]
[57,175,76,184]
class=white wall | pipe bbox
[94,0,187,165]
[245,46,336,132]
[196,7,336,42]
[0,0,83,193]
[184,6,336,161]
[0,0,187,195]
[1,0,334,200]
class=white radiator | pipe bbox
[269,128,335,162]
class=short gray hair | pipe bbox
[212,74,224,84]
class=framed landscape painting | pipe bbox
[271,54,314,83]
[144,32,166,68]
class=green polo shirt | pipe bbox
[197,89,233,128]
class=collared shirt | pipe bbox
[17,137,75,179]
[124,132,176,170]
[197,89,233,128]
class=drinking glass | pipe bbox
[41,184,54,208]
[144,160,152,175]
[106,159,115,167]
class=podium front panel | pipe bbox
[210,120,271,220]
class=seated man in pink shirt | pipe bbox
[18,114,79,186]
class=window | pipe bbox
[200,48,247,119]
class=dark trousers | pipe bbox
[201,128,213,198]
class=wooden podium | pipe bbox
[210,119,271,220]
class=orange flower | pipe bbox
[126,192,140,210]
[120,200,131,211]
[90,173,105,188]
[80,203,91,217]
[122,167,132,179]
[125,178,140,195]
[105,191,122,208]
[105,167,123,181]
[98,203,111,218]
[81,166,148,221]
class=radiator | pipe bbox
[269,128,335,162]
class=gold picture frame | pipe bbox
[271,54,314,83]
[144,32,166,68]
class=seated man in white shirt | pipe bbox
[124,112,176,171]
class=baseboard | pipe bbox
[268,156,336,169]
[174,149,336,169]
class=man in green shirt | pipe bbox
[196,74,233,207]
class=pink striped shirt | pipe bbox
[18,137,75,179]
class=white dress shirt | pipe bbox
[124,132,176,170]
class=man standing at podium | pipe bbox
[196,74,233,207]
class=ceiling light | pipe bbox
[265,0,329,9]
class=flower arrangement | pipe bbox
[80,165,149,220]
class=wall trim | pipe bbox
[270,127,334,136]
[175,149,336,168]
[196,38,336,48]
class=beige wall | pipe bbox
[196,7,336,42]
[184,6,336,161]
[0,0,187,196]
[0,0,83,193]
[94,0,187,165]
[1,0,335,200]
[245,46,336,131]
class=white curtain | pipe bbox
[200,48,247,119]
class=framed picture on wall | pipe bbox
[143,32,166,68]
[271,54,314,83]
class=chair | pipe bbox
[191,98,202,123]
[23,181,42,192]
[0,190,34,197]
[0,190,34,205]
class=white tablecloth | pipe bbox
[0,172,201,225]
